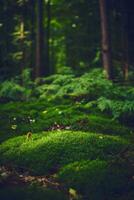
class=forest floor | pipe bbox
[0,165,69,200]
[0,100,134,200]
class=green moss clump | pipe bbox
[0,131,129,175]
[0,100,130,143]
[58,159,134,200]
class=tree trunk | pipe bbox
[121,1,129,81]
[30,0,36,76]
[46,0,51,74]
[35,0,44,78]
[99,0,113,79]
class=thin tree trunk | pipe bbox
[99,0,113,79]
[46,0,51,74]
[121,1,129,81]
[35,0,44,78]
[122,33,129,81]
[30,0,36,75]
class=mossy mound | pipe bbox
[0,131,129,175]
[58,159,134,200]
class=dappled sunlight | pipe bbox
[0,131,130,175]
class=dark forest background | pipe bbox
[0,0,134,81]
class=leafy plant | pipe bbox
[97,97,134,126]
[0,69,34,101]
[35,69,113,101]
[0,80,25,101]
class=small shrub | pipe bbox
[0,80,26,101]
[21,68,33,88]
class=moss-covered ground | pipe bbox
[0,100,134,200]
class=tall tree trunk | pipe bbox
[99,0,113,79]
[46,0,51,74]
[121,1,129,81]
[30,0,36,78]
[35,0,44,78]
[30,0,35,64]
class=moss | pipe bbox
[0,101,131,143]
[58,159,134,200]
[0,131,129,175]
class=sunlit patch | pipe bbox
[42,110,48,114]
[11,125,17,130]
[29,119,35,123]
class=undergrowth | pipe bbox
[0,68,134,128]
[0,68,134,200]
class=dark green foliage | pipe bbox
[1,68,133,129]
[35,69,113,101]
[0,80,26,101]
[0,131,129,175]
[58,159,134,200]
[97,97,134,126]
[0,100,130,143]
[0,69,33,101]
[1,69,134,128]
[0,68,112,101]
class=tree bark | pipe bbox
[99,0,113,79]
[30,0,36,76]
[35,0,44,78]
[46,0,51,74]
[121,1,129,81]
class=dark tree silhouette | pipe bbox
[99,0,113,79]
[35,0,45,77]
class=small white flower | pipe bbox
[29,119,36,123]
[65,126,71,130]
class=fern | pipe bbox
[97,97,134,122]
